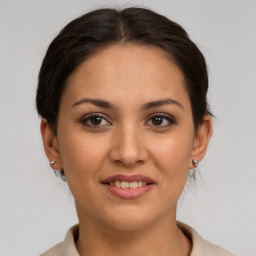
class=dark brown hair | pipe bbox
[36,6,212,181]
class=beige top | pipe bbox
[41,221,236,256]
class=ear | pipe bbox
[40,118,63,170]
[189,115,212,169]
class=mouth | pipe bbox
[103,180,149,188]
[101,174,155,199]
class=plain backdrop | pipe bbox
[0,0,255,255]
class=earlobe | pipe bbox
[189,115,212,169]
[40,119,63,170]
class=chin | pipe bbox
[98,206,161,232]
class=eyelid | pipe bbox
[80,113,112,127]
[145,112,176,126]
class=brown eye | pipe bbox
[151,116,164,126]
[81,114,110,127]
[146,114,176,127]
[91,116,103,125]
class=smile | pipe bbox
[101,174,155,199]
[107,180,147,188]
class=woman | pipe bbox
[36,6,235,256]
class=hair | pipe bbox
[36,6,212,182]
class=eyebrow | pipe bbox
[72,98,117,110]
[72,98,184,111]
[140,98,184,111]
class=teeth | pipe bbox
[120,181,129,188]
[114,180,121,187]
[109,180,148,188]
[129,181,138,188]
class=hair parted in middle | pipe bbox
[36,6,211,134]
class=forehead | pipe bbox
[62,44,190,109]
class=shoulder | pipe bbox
[177,221,236,256]
[40,224,79,256]
[40,241,63,256]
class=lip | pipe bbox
[101,174,155,184]
[101,174,156,199]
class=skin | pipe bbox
[41,44,212,256]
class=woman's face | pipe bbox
[42,44,211,231]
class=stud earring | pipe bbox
[192,159,199,167]
[50,161,55,165]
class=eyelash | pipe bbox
[80,113,176,129]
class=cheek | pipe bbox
[150,132,193,173]
[57,130,109,181]
[57,131,111,209]
[150,131,193,198]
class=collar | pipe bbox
[47,221,234,256]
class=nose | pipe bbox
[109,124,149,168]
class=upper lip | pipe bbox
[102,174,155,184]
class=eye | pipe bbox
[146,114,176,127]
[81,114,111,127]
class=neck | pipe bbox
[75,211,191,256]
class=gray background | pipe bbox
[0,0,255,255]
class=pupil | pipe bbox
[91,116,102,125]
[152,117,163,125]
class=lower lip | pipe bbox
[102,184,154,199]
